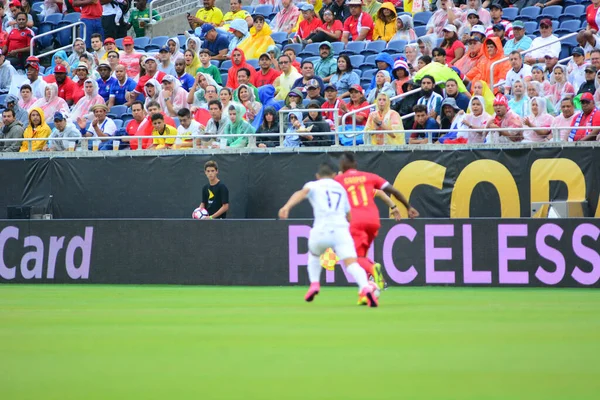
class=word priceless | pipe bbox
[288,221,600,287]
[0,226,93,280]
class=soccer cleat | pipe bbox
[357,295,368,306]
[361,286,379,308]
[305,282,320,302]
[372,263,387,290]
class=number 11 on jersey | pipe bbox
[347,184,368,207]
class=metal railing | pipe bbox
[490,32,578,89]
[154,0,199,19]
[4,125,599,154]
[279,107,341,146]
[340,82,444,141]
[30,22,86,59]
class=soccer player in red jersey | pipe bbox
[335,152,419,302]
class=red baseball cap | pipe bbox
[581,92,594,102]
[9,0,22,7]
[349,84,364,94]
[55,64,67,73]
[123,36,134,45]
[539,18,552,27]
[104,37,116,45]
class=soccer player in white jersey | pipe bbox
[279,163,379,307]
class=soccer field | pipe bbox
[1,286,599,400]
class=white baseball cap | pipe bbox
[471,25,486,36]
[443,24,457,33]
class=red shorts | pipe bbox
[350,221,380,257]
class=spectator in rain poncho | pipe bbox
[188,72,222,108]
[70,79,105,122]
[167,37,184,64]
[5,94,28,127]
[522,97,554,143]
[186,36,202,57]
[238,14,275,60]
[462,95,491,144]
[391,14,417,42]
[19,107,51,152]
[236,83,262,126]
[283,110,307,147]
[45,50,71,77]
[143,79,162,111]
[29,84,69,124]
[228,19,251,56]
[485,94,523,144]
[368,53,394,93]
[18,84,37,110]
[367,70,395,104]
[158,75,190,117]
[365,92,405,145]
[426,0,462,38]
[223,103,255,148]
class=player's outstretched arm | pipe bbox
[279,188,310,219]
[375,189,402,221]
[383,186,420,219]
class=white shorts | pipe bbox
[308,227,357,261]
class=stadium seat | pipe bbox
[35,22,55,49]
[113,120,124,130]
[110,105,128,118]
[303,56,319,64]
[385,39,407,54]
[56,21,74,47]
[177,35,187,49]
[298,43,321,58]
[219,59,232,73]
[0,94,7,106]
[62,12,81,24]
[414,25,427,37]
[247,59,259,69]
[361,68,378,83]
[538,5,563,21]
[121,114,133,124]
[342,41,366,55]
[364,54,378,65]
[221,73,228,86]
[561,35,578,47]
[362,40,386,55]
[555,20,580,35]
[32,2,43,13]
[413,11,432,26]
[210,60,220,67]
[560,44,572,60]
[331,42,344,55]
[242,5,254,13]
[349,55,364,67]
[115,38,124,49]
[503,8,519,21]
[150,36,169,47]
[519,6,541,21]
[134,37,150,50]
[560,5,585,22]
[254,5,273,16]
[271,32,288,44]
[282,43,302,55]
[524,21,537,34]
[360,77,372,87]
[44,13,63,26]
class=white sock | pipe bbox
[346,262,368,290]
[307,253,322,284]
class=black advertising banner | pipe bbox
[0,147,598,219]
[1,219,598,288]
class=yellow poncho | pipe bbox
[238,23,275,60]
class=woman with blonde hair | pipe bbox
[365,92,405,145]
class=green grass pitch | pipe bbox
[1,285,599,400]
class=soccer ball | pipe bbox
[368,281,381,299]
[192,208,209,219]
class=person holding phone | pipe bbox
[187,0,224,30]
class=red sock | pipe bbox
[357,257,374,277]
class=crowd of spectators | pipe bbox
[0,0,599,153]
